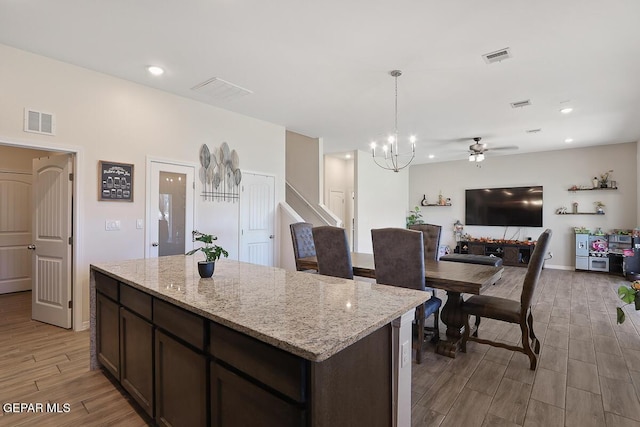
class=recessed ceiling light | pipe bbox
[564,138,574,143]
[147,66,164,76]
[560,107,573,114]
[345,154,351,159]
[428,154,435,159]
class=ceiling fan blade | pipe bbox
[485,145,519,151]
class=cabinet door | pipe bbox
[469,243,485,255]
[211,362,305,427]
[120,307,154,417]
[96,292,120,379]
[155,330,207,427]
[503,247,519,265]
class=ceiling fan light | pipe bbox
[469,154,475,162]
[477,153,485,162]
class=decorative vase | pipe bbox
[592,178,598,188]
[198,261,215,278]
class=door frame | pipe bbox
[0,136,83,330]
[145,156,197,258]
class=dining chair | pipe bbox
[371,228,442,364]
[408,223,442,260]
[408,223,442,340]
[461,229,552,370]
[312,226,353,279]
[290,222,316,272]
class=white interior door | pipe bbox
[0,172,32,294]
[31,154,72,328]
[239,173,274,266]
[329,189,345,224]
[147,161,195,258]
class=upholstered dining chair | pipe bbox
[371,228,442,364]
[290,222,316,272]
[408,223,443,340]
[408,223,442,261]
[312,226,353,279]
[461,229,552,370]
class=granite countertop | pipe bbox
[91,255,429,362]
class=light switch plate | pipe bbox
[105,220,121,231]
[136,219,144,229]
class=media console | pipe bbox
[456,240,535,267]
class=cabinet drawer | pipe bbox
[210,323,306,403]
[154,298,205,350]
[120,284,152,320]
[95,271,118,301]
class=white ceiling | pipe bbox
[2,1,640,164]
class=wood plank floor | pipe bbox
[413,267,640,427]
[1,267,640,426]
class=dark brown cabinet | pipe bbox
[458,241,535,267]
[155,330,207,427]
[96,292,120,379]
[211,363,305,427]
[120,307,153,417]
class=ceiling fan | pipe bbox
[468,137,518,162]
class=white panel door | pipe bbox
[147,161,195,258]
[329,189,345,224]
[0,172,32,294]
[31,155,72,328]
[239,173,274,266]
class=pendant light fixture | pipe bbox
[370,70,416,172]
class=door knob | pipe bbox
[269,235,275,239]
[152,242,159,247]
[27,244,36,250]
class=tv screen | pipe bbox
[465,186,543,227]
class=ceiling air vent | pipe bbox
[526,128,542,134]
[482,48,512,64]
[24,108,55,135]
[510,99,531,108]
[191,77,253,101]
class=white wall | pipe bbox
[0,43,285,329]
[324,154,355,245]
[355,150,409,253]
[285,130,320,202]
[0,146,52,171]
[409,142,638,269]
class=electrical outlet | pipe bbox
[401,341,410,368]
[105,220,121,231]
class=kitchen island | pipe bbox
[90,256,428,427]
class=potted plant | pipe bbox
[617,281,640,324]
[406,206,424,227]
[186,231,228,278]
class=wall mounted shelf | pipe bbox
[556,212,605,215]
[568,187,618,192]
[422,204,452,207]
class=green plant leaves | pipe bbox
[618,285,636,304]
[617,307,626,324]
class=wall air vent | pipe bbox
[510,99,531,108]
[191,77,253,101]
[526,128,542,133]
[482,48,512,64]
[24,108,55,135]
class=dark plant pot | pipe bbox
[198,261,215,278]
[600,183,608,188]
[635,291,640,311]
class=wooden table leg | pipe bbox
[435,291,466,358]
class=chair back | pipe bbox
[520,229,552,309]
[371,228,425,291]
[312,226,353,279]
[409,223,442,260]
[290,222,316,270]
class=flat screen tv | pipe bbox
[465,186,543,227]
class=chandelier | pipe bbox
[370,70,416,172]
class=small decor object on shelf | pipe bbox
[186,230,229,278]
[572,202,578,214]
[556,207,568,214]
[406,206,424,227]
[617,281,640,324]
[592,177,599,188]
[599,169,613,188]
[420,194,427,206]
[594,201,605,214]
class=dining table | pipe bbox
[297,253,504,358]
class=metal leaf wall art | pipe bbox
[199,142,242,202]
